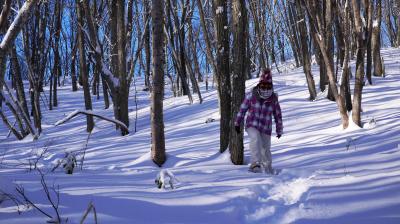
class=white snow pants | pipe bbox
[246,127,272,167]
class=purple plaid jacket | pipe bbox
[235,87,283,136]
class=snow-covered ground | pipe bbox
[1,48,399,224]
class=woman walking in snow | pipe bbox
[234,68,283,173]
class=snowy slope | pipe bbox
[0,48,400,224]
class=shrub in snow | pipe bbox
[62,152,77,175]
[367,118,376,128]
[155,169,179,189]
[205,118,216,123]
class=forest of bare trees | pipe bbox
[0,0,399,166]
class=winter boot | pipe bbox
[249,162,262,173]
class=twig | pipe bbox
[38,169,61,223]
[80,201,98,224]
[0,190,23,214]
[16,184,53,219]
[80,131,92,170]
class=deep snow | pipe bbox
[0,48,400,224]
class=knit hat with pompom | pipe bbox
[259,68,272,84]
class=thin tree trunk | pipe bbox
[76,0,94,132]
[351,0,367,127]
[295,1,317,101]
[325,1,336,102]
[249,0,266,70]
[151,0,166,166]
[116,0,129,135]
[384,0,397,47]
[366,1,374,85]
[372,0,384,77]
[303,0,349,129]
[144,0,151,89]
[52,0,62,108]
[338,0,352,112]
[196,0,218,84]
[0,0,39,108]
[10,45,29,119]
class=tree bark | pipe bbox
[0,0,39,108]
[351,0,367,127]
[0,0,12,33]
[230,0,247,165]
[196,0,218,80]
[76,0,94,132]
[151,0,166,166]
[295,1,317,101]
[372,0,384,77]
[52,0,62,108]
[116,0,129,135]
[249,0,266,70]
[214,0,231,153]
[143,0,151,89]
[365,1,374,85]
[10,45,29,119]
[303,0,349,129]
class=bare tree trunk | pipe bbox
[366,1,374,85]
[76,0,94,132]
[230,0,247,165]
[151,0,166,166]
[303,0,349,129]
[249,0,266,70]
[372,0,384,77]
[196,0,218,80]
[295,1,317,101]
[337,0,352,112]
[144,0,151,89]
[351,0,367,127]
[187,3,202,83]
[286,1,302,67]
[10,45,29,119]
[0,0,39,108]
[70,31,78,92]
[116,0,129,135]
[214,0,231,153]
[71,55,78,91]
[52,0,62,108]
[277,27,286,62]
[167,0,193,103]
[0,0,12,33]
[0,0,39,139]
[325,1,336,102]
[384,0,398,47]
[108,0,120,128]
[308,3,327,93]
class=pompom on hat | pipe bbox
[259,68,272,84]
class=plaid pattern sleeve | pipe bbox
[273,95,283,135]
[235,94,251,126]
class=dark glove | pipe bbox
[235,126,241,134]
[277,134,282,139]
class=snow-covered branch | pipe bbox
[55,110,129,134]
[0,0,39,51]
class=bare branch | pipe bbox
[54,110,129,133]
